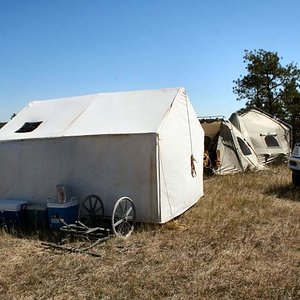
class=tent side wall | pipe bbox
[215,123,244,174]
[0,134,159,223]
[157,89,204,223]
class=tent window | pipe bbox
[15,122,42,133]
[237,137,252,156]
[265,135,280,147]
[221,125,234,145]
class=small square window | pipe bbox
[264,135,280,147]
[15,121,42,133]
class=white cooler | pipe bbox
[0,199,28,229]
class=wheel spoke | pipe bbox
[125,206,132,217]
[117,203,123,215]
[92,198,97,212]
[123,200,128,215]
[114,218,124,227]
[94,206,103,214]
[124,222,133,236]
[114,211,123,218]
[89,197,92,211]
[119,221,125,234]
[123,222,129,233]
[82,204,90,214]
[126,215,134,221]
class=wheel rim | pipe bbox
[112,197,135,238]
[79,195,104,227]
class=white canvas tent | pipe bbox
[200,117,264,174]
[229,108,291,164]
[0,87,204,223]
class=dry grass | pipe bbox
[0,164,299,299]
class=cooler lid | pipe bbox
[47,200,78,209]
[0,199,28,212]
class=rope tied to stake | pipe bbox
[191,154,197,177]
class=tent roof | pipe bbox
[239,107,292,130]
[0,87,182,141]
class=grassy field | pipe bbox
[0,164,299,299]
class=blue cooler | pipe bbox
[47,200,79,229]
[0,199,28,229]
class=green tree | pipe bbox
[282,83,300,142]
[233,49,300,142]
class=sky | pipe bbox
[0,0,300,121]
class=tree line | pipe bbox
[233,49,300,144]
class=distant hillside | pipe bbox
[0,122,6,129]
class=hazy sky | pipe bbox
[1,0,299,121]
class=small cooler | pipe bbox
[0,199,28,230]
[47,200,79,229]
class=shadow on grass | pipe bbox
[265,183,300,202]
[0,222,164,247]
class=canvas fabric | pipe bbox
[0,87,204,223]
[230,109,291,164]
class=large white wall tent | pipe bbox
[200,117,264,175]
[0,88,204,223]
[229,108,291,165]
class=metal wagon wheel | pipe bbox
[79,195,104,227]
[111,197,136,238]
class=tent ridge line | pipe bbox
[156,88,182,133]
